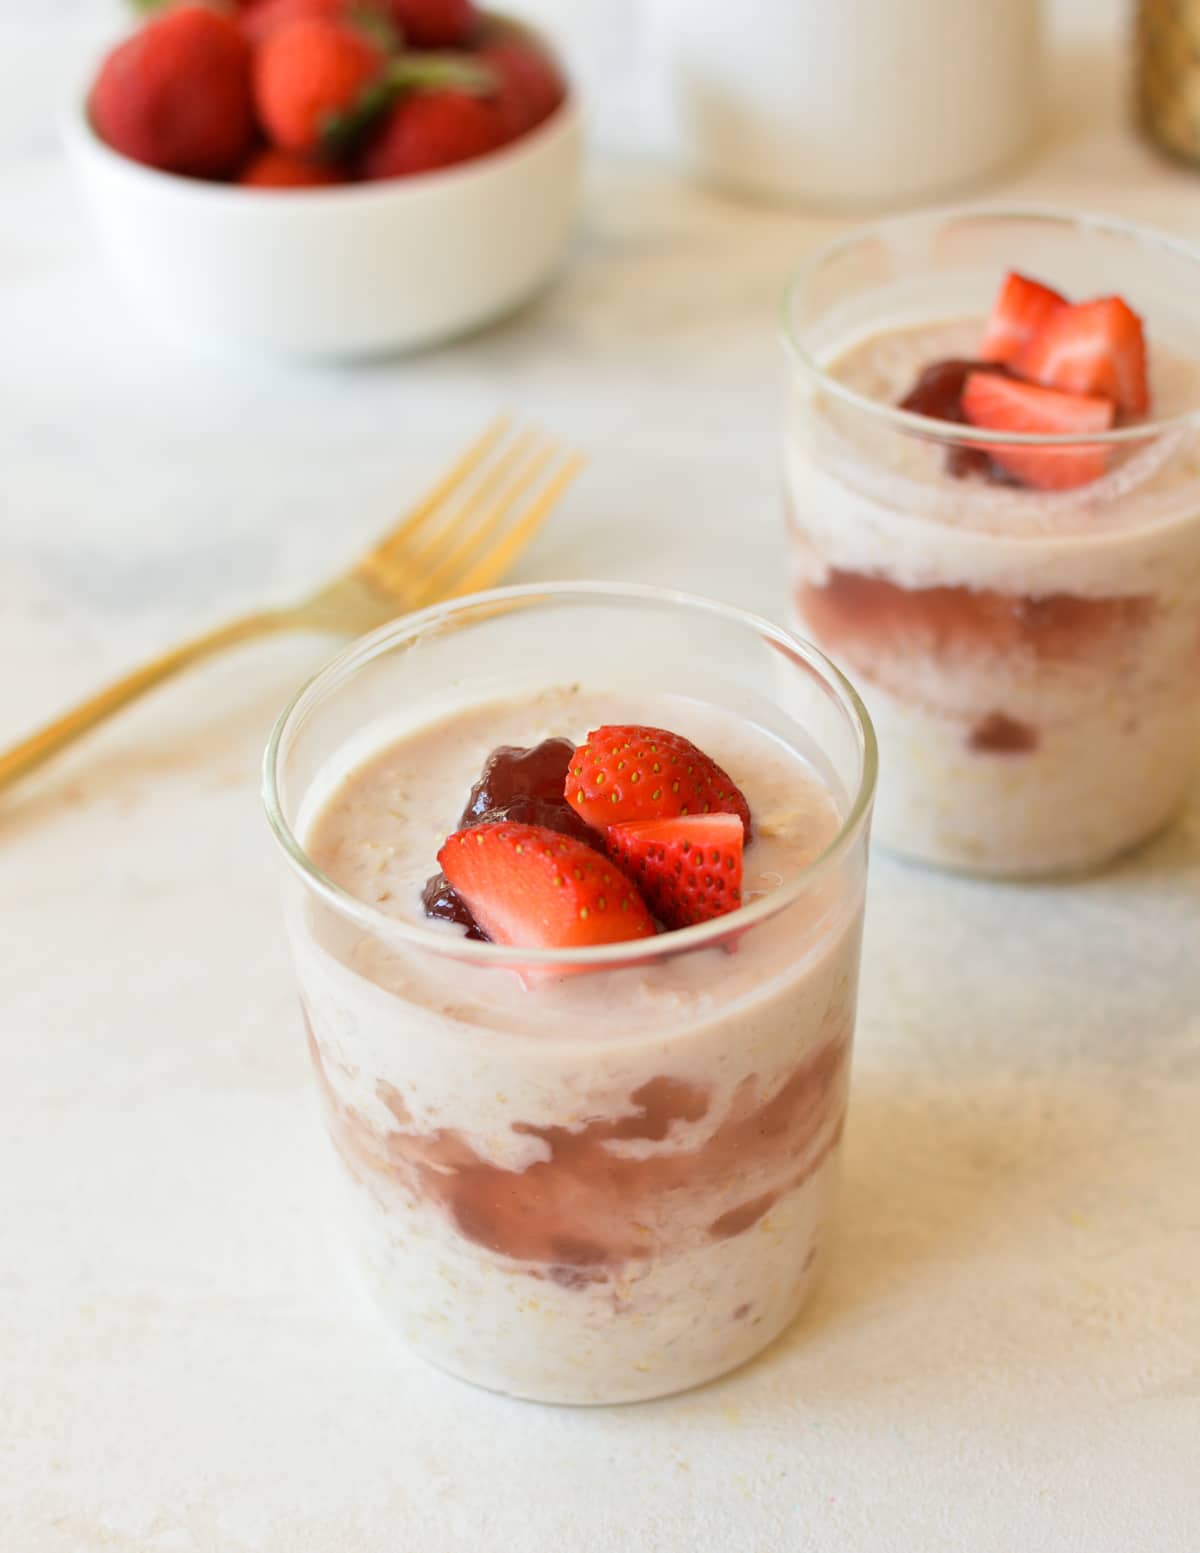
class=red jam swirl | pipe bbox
[305,1012,849,1284]
[421,738,604,938]
[796,569,1153,664]
[898,357,1014,482]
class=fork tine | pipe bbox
[441,451,586,601]
[366,416,511,558]
[404,428,540,568]
[415,438,559,596]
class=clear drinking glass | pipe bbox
[783,206,1200,876]
[263,583,876,1405]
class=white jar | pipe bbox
[643,0,1044,207]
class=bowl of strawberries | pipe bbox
[65,0,579,358]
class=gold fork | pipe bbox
[0,420,583,794]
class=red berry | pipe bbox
[437,823,656,953]
[961,372,1115,491]
[1014,297,1150,418]
[254,16,385,156]
[90,5,255,179]
[978,272,1066,366]
[607,814,744,931]
[478,39,565,139]
[359,88,505,177]
[565,726,753,839]
[237,146,345,186]
[239,0,378,46]
[424,739,600,939]
[387,0,478,48]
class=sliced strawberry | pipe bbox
[1014,297,1149,417]
[606,814,743,931]
[961,372,1115,491]
[978,273,1067,366]
[437,822,655,952]
[565,726,752,839]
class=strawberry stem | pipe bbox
[321,54,498,157]
[383,54,497,96]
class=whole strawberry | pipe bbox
[360,88,505,178]
[388,0,478,48]
[478,38,565,138]
[254,15,386,157]
[239,0,390,47]
[238,146,345,186]
[91,5,255,178]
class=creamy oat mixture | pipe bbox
[292,688,866,1403]
[785,315,1200,874]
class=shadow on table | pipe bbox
[0,632,330,834]
[680,1061,1128,1411]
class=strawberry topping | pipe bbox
[961,372,1115,491]
[898,357,1015,481]
[607,814,744,930]
[902,272,1154,495]
[565,726,753,840]
[978,272,1066,366]
[422,736,598,938]
[437,823,656,952]
[1014,297,1150,418]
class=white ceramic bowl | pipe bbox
[63,70,581,360]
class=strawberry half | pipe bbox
[961,372,1115,491]
[437,822,655,953]
[1014,297,1150,418]
[607,814,744,931]
[978,272,1066,366]
[565,725,753,839]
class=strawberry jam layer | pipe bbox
[898,357,1014,482]
[421,737,601,938]
[306,1013,848,1285]
[796,569,1154,664]
[969,712,1039,754]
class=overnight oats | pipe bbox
[784,208,1200,875]
[263,584,875,1404]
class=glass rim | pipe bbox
[781,202,1200,449]
[261,580,878,972]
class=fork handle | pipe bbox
[0,609,295,795]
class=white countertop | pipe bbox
[3,2,1198,1549]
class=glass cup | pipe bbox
[263,583,876,1405]
[782,206,1200,876]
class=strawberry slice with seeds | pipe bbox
[961,372,1115,491]
[437,822,655,952]
[607,814,744,931]
[1014,297,1150,417]
[565,726,753,839]
[979,272,1067,366]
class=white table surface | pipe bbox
[3,2,1198,1549]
